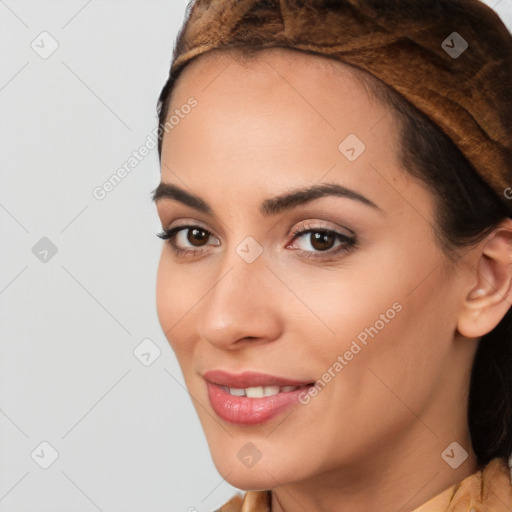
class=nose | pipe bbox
[196,250,283,350]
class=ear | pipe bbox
[457,218,512,339]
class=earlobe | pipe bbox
[457,220,512,339]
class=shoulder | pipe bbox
[474,456,512,509]
[214,490,271,512]
[414,456,512,512]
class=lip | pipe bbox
[203,370,315,425]
[203,369,313,388]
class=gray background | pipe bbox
[1,1,511,511]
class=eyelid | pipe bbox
[157,219,358,261]
[164,218,220,238]
[288,219,356,238]
[286,222,357,255]
[162,218,353,244]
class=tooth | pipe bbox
[245,386,265,398]
[229,387,245,396]
[263,385,280,397]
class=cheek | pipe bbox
[287,250,452,396]
[280,261,403,350]
[155,249,198,353]
[323,270,453,417]
[155,250,173,334]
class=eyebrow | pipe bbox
[151,181,380,216]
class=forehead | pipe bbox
[164,47,396,166]
[165,46,394,151]
[159,45,432,225]
[170,46,377,106]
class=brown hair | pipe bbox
[155,0,512,468]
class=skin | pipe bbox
[154,47,512,512]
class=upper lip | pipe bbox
[203,369,314,388]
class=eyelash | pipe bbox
[156,223,357,260]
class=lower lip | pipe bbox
[206,381,310,425]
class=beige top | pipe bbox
[215,457,512,512]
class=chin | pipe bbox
[208,444,300,491]
[215,464,278,491]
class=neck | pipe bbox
[270,422,478,512]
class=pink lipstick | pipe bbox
[204,370,314,425]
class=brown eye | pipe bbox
[309,231,336,251]
[156,224,221,256]
[288,224,357,259]
[187,228,209,247]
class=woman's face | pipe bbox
[155,48,476,489]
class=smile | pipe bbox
[203,370,315,425]
[220,385,303,397]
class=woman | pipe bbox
[152,1,512,511]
